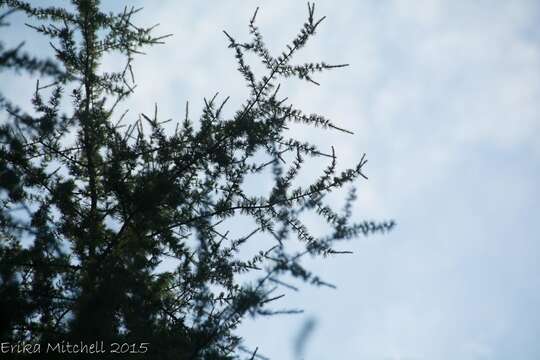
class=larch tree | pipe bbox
[0,1,394,359]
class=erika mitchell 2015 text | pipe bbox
[1,341,150,354]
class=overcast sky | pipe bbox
[2,1,540,359]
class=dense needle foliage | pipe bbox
[0,1,394,358]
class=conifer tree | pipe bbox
[0,1,394,358]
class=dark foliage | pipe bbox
[0,1,394,358]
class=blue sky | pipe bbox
[2,1,540,359]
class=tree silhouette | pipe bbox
[0,1,394,359]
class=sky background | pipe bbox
[2,1,540,359]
